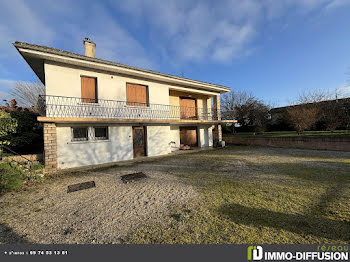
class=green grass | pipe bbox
[0,162,44,194]
[0,162,26,194]
[122,146,350,244]
[228,130,350,137]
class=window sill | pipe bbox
[77,102,100,106]
[125,105,150,109]
[69,139,110,144]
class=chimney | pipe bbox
[83,37,96,58]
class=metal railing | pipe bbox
[38,95,222,121]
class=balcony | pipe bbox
[37,95,232,124]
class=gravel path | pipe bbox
[0,162,198,244]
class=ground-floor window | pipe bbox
[93,126,108,140]
[71,127,88,141]
[71,126,109,141]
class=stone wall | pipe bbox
[223,135,350,151]
[43,123,57,173]
[1,154,43,163]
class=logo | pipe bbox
[247,245,348,261]
[248,246,263,261]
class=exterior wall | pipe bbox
[146,125,171,157]
[198,126,214,147]
[45,61,218,107]
[45,61,169,105]
[43,61,221,170]
[169,125,180,151]
[56,125,134,169]
[55,124,179,169]
[223,135,350,152]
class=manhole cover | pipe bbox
[121,172,147,183]
[67,181,96,193]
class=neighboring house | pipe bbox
[14,39,234,172]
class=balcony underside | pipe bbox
[37,116,236,125]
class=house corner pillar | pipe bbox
[43,123,57,174]
[213,95,222,142]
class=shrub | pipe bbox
[0,162,25,194]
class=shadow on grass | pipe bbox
[252,161,350,184]
[0,223,32,243]
[219,203,350,242]
[308,182,348,218]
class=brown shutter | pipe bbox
[81,76,97,103]
[180,97,197,119]
[180,127,197,146]
[127,83,148,106]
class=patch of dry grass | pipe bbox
[123,146,350,244]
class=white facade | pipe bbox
[43,60,217,169]
[13,41,231,172]
[56,125,133,169]
[56,123,213,169]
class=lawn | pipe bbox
[123,146,350,244]
[228,130,350,137]
[0,146,349,244]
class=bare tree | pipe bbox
[221,90,270,133]
[322,99,343,132]
[287,90,326,134]
[342,101,350,132]
[11,81,45,107]
[287,105,319,135]
[294,89,329,104]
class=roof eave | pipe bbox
[13,42,231,94]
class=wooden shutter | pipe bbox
[180,127,197,146]
[81,76,97,103]
[180,97,197,119]
[126,83,148,106]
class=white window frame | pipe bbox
[71,127,89,142]
[92,126,109,140]
[70,126,110,142]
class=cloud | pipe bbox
[325,0,350,10]
[0,0,55,60]
[114,0,259,63]
[0,79,16,102]
[114,0,347,63]
[0,79,15,91]
[336,86,350,97]
[0,0,156,77]
[0,0,348,79]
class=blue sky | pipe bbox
[0,0,349,106]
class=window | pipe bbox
[81,76,97,103]
[71,126,109,142]
[126,83,148,106]
[72,127,88,141]
[93,127,108,140]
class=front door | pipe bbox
[133,126,146,158]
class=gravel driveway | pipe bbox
[0,160,198,244]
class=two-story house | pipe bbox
[14,39,234,172]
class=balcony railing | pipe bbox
[38,95,221,121]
